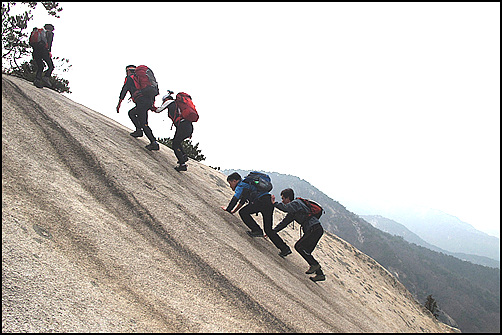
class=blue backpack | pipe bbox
[243,171,273,193]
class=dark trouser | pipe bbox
[173,120,193,164]
[295,224,324,273]
[32,47,54,80]
[128,96,156,143]
[239,194,289,252]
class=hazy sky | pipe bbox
[25,2,500,237]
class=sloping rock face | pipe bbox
[2,75,454,332]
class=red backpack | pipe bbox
[132,65,159,99]
[29,28,48,49]
[297,198,324,219]
[175,92,199,122]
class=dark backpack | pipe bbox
[297,197,324,219]
[29,28,48,49]
[132,65,159,99]
[175,92,199,122]
[243,171,273,193]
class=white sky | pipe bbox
[25,2,500,237]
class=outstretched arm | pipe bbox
[273,213,295,233]
[155,99,174,113]
[222,196,239,213]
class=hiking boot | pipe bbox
[177,156,189,165]
[42,76,52,88]
[305,264,321,274]
[246,230,264,238]
[145,142,159,151]
[278,248,292,258]
[34,79,44,88]
[309,273,326,282]
[174,164,188,172]
[130,130,143,137]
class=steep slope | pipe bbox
[2,75,453,333]
[231,171,498,333]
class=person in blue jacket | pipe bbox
[221,172,292,258]
[272,188,326,282]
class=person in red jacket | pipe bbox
[116,65,159,151]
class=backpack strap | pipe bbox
[167,101,183,129]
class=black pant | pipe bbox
[239,194,289,252]
[295,224,324,272]
[172,120,193,164]
[32,47,54,80]
[128,96,156,143]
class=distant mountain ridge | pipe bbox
[223,169,500,333]
[360,206,500,261]
[361,215,500,269]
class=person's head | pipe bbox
[125,65,136,76]
[226,172,242,191]
[44,24,54,31]
[280,188,295,204]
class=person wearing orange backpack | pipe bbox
[155,91,198,171]
[116,65,160,151]
[29,24,55,88]
[271,188,326,282]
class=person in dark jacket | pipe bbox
[116,65,159,151]
[272,188,326,282]
[155,92,193,171]
[221,172,292,257]
[30,24,55,88]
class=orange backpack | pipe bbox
[132,65,159,99]
[175,92,199,122]
[298,198,324,219]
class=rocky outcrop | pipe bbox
[2,75,454,332]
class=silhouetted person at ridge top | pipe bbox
[29,24,55,88]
